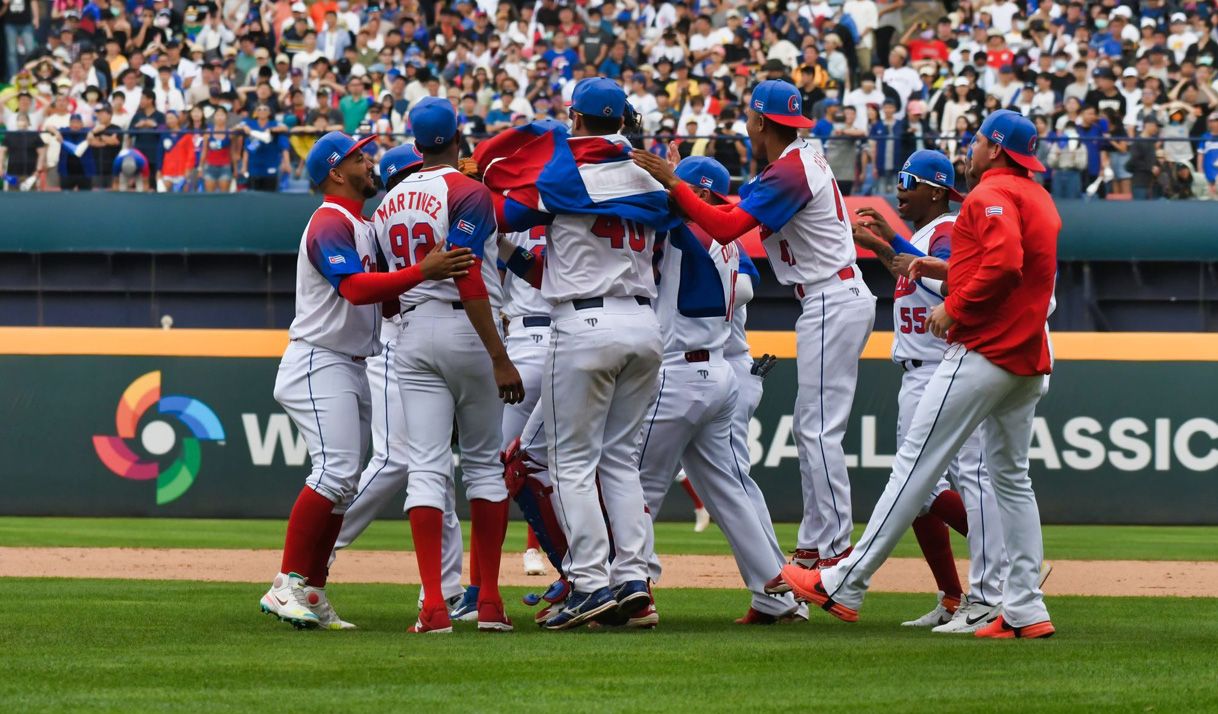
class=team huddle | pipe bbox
[257,75,1062,639]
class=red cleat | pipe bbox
[408,606,453,634]
[974,615,1055,639]
[734,607,805,625]
[791,548,820,568]
[815,545,853,569]
[780,565,858,623]
[476,600,514,633]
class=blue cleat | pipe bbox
[613,580,652,618]
[542,587,617,630]
[449,586,480,622]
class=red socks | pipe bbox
[470,498,509,606]
[678,476,705,510]
[929,490,968,536]
[912,514,963,601]
[280,486,338,580]
[526,526,541,550]
[410,506,446,612]
[308,512,344,587]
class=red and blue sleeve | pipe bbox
[447,176,496,300]
[305,208,363,290]
[736,152,814,233]
[927,226,953,260]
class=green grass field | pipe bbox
[5,518,1218,711]
[3,579,1217,712]
[3,516,1216,561]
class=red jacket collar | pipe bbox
[323,194,367,219]
[980,167,1029,182]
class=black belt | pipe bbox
[684,350,710,363]
[901,359,924,372]
[522,316,551,327]
[403,302,465,313]
[572,296,651,310]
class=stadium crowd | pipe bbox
[2,0,1218,199]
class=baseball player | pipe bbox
[633,79,877,581]
[260,131,475,629]
[481,79,679,630]
[851,149,1009,633]
[783,110,1060,639]
[498,225,554,577]
[325,144,468,617]
[374,97,524,634]
[636,156,800,626]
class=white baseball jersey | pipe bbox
[500,226,553,319]
[738,138,857,286]
[287,197,381,357]
[537,134,661,303]
[372,165,502,310]
[892,213,956,364]
[724,306,750,361]
[654,224,740,354]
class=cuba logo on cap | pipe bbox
[935,171,948,182]
[386,163,397,175]
[991,130,1005,143]
[902,158,912,170]
[1027,135,1038,152]
[752,99,765,111]
[787,95,799,112]
[327,151,341,165]
[700,176,714,188]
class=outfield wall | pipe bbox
[2,328,1215,524]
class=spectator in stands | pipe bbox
[869,98,902,194]
[0,112,45,190]
[200,106,235,193]
[1128,116,1163,200]
[1103,108,1132,196]
[48,114,95,191]
[1197,114,1218,199]
[159,111,197,192]
[1048,122,1088,199]
[90,103,122,189]
[2,0,40,81]
[238,103,289,192]
[128,91,166,185]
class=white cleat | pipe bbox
[932,598,1002,634]
[1038,560,1054,588]
[901,591,960,627]
[302,585,356,630]
[259,572,320,629]
[523,548,547,576]
[693,507,711,533]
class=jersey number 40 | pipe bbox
[592,215,646,252]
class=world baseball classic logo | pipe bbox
[92,371,225,505]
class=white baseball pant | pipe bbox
[821,345,1052,627]
[639,352,797,616]
[544,297,661,592]
[328,320,465,600]
[501,317,551,449]
[397,301,509,511]
[793,272,876,557]
[726,355,788,573]
[272,341,371,512]
[900,362,1007,606]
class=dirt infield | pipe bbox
[3,547,1216,597]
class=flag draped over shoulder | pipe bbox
[476,121,681,231]
[665,223,730,318]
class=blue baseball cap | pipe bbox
[899,149,965,202]
[571,77,627,119]
[409,96,458,147]
[379,143,424,185]
[306,131,377,186]
[749,80,813,128]
[675,156,731,201]
[977,109,1046,173]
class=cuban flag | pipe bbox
[475,120,680,232]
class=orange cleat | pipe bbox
[974,615,1055,639]
[780,565,859,623]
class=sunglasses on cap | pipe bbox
[897,170,950,192]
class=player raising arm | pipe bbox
[783,110,1060,639]
[260,132,473,630]
[634,79,876,579]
